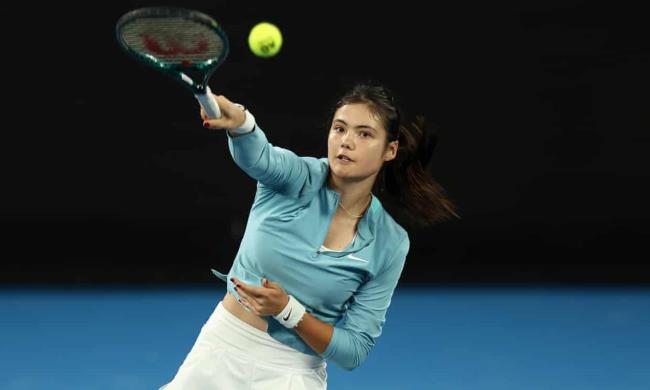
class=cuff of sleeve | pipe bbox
[227,106,256,136]
[226,121,269,166]
[320,325,340,360]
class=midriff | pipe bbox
[221,291,269,332]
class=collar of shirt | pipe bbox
[318,183,379,258]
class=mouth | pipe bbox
[336,154,354,162]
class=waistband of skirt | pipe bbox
[209,301,325,371]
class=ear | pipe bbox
[383,140,398,162]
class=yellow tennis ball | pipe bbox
[248,22,283,58]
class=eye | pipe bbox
[333,126,344,133]
[359,131,371,138]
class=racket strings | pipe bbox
[119,18,224,64]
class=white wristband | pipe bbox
[273,295,306,329]
[227,104,256,136]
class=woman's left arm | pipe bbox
[231,278,334,353]
[232,236,409,370]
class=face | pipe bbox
[327,103,398,183]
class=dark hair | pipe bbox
[331,83,460,229]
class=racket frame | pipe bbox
[116,7,229,118]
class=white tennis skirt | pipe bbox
[159,301,328,389]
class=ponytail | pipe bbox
[376,115,460,229]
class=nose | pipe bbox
[341,130,354,149]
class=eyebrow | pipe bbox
[333,119,376,133]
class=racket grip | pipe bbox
[196,86,221,119]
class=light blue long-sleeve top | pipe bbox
[210,123,410,371]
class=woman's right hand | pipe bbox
[200,94,247,130]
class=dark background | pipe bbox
[3,1,649,285]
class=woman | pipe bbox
[161,83,458,389]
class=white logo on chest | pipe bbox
[347,254,369,263]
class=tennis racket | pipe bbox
[116,7,229,118]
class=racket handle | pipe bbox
[195,86,221,119]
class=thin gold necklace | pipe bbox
[338,195,372,219]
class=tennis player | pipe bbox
[161,83,458,389]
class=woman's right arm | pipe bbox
[201,94,323,196]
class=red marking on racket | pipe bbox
[140,34,209,56]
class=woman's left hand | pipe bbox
[231,277,290,317]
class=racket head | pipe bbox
[115,6,229,94]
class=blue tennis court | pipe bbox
[3,285,648,389]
